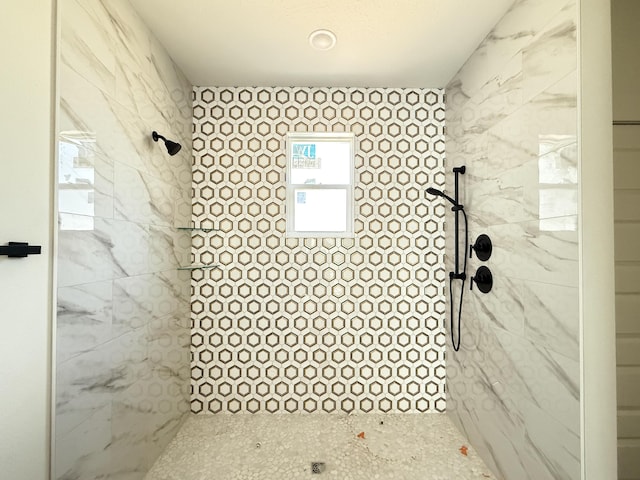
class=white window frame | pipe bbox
[286,132,355,238]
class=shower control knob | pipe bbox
[470,234,492,261]
[471,266,493,293]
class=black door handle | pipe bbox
[0,242,42,257]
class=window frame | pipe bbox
[285,132,355,238]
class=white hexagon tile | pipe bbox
[191,87,447,414]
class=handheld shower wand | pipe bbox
[426,166,468,351]
[425,187,459,208]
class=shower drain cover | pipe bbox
[311,462,326,474]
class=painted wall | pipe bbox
[612,1,640,477]
[54,0,192,478]
[445,0,582,478]
[0,2,55,479]
[191,87,448,414]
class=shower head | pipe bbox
[426,187,459,207]
[426,187,444,197]
[152,131,182,156]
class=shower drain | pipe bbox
[311,462,326,474]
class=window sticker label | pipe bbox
[296,191,306,204]
[292,143,321,169]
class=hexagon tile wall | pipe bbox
[191,87,447,414]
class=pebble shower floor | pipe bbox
[145,413,493,480]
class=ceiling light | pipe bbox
[309,29,337,51]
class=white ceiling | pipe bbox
[129,0,516,88]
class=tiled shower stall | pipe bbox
[54,0,600,479]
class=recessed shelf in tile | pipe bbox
[177,227,218,233]
[177,264,221,271]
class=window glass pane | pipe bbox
[290,140,351,185]
[293,189,347,232]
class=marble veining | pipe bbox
[57,281,113,365]
[55,0,192,478]
[445,0,580,478]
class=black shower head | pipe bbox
[426,187,459,207]
[152,131,182,156]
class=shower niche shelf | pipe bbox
[178,264,221,271]
[177,226,219,233]
[177,224,220,271]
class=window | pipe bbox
[286,132,355,237]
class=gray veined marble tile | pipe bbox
[447,378,527,480]
[444,0,580,477]
[521,398,580,480]
[99,0,154,77]
[114,60,145,121]
[110,392,158,476]
[57,215,117,287]
[60,0,116,96]
[150,34,193,119]
[113,274,156,336]
[523,280,579,358]
[483,116,537,178]
[113,75,181,173]
[57,281,113,365]
[495,329,580,435]
[529,70,578,124]
[110,348,188,476]
[168,142,193,192]
[175,189,193,228]
[522,1,577,104]
[452,0,571,101]
[467,176,527,227]
[148,177,178,229]
[147,142,184,188]
[58,128,115,220]
[60,63,148,173]
[147,313,190,375]
[115,40,191,141]
[114,163,176,226]
[521,144,578,224]
[55,404,112,480]
[149,226,190,272]
[521,218,579,286]
[484,99,575,181]
[486,220,578,288]
[112,272,186,337]
[111,219,150,277]
[55,0,192,477]
[55,332,138,437]
[471,274,525,335]
[460,54,524,138]
[155,271,186,318]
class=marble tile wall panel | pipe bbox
[57,281,113,365]
[57,216,121,287]
[445,0,580,478]
[55,0,192,478]
[191,87,447,414]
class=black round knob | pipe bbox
[471,266,493,294]
[470,234,492,261]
